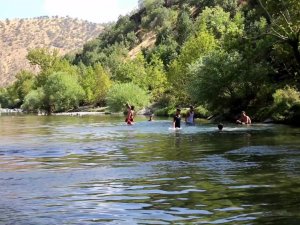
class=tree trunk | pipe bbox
[289,39,300,66]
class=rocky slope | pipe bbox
[0,16,103,87]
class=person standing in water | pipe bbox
[148,114,154,121]
[236,111,251,124]
[185,106,195,125]
[125,103,134,125]
[173,108,181,128]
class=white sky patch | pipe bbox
[43,0,137,23]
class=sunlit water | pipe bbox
[0,114,300,225]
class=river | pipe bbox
[0,114,299,224]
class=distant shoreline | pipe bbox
[0,108,22,113]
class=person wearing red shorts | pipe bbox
[125,103,135,125]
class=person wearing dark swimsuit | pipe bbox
[173,108,181,128]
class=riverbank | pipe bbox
[0,108,22,113]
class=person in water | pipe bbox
[218,123,223,131]
[185,106,195,125]
[125,103,134,125]
[173,108,181,128]
[236,111,251,124]
[148,114,154,121]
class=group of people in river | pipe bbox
[125,103,251,130]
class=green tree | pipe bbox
[271,86,300,121]
[145,55,168,99]
[27,48,78,86]
[141,1,177,30]
[176,8,193,45]
[106,83,150,112]
[194,6,244,41]
[150,27,179,67]
[27,48,60,71]
[78,63,111,106]
[43,72,84,113]
[12,70,35,106]
[188,50,270,114]
[257,0,300,65]
[0,71,35,108]
[93,64,112,105]
[115,53,148,85]
[168,30,217,102]
[21,88,45,113]
[0,88,10,108]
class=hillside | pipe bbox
[1,0,299,124]
[0,16,103,86]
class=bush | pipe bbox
[195,105,210,118]
[44,72,85,113]
[21,88,45,112]
[106,83,150,112]
[287,103,300,125]
[271,86,300,121]
[178,106,209,118]
[0,88,10,108]
[154,106,176,117]
[154,105,209,118]
[188,50,269,114]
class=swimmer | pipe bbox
[218,123,223,131]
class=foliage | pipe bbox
[176,8,194,45]
[257,0,300,65]
[154,105,209,118]
[115,54,167,99]
[142,6,177,31]
[188,50,269,114]
[194,106,210,118]
[0,70,35,108]
[27,48,78,86]
[148,27,179,67]
[21,88,45,113]
[43,72,85,113]
[271,86,300,121]
[168,30,217,102]
[27,48,60,71]
[115,54,147,83]
[0,88,10,108]
[106,83,150,112]
[78,63,112,106]
[194,6,244,42]
[13,70,35,102]
[154,106,176,117]
[145,55,168,99]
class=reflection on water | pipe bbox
[0,115,300,224]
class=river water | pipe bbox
[0,115,299,224]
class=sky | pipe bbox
[0,0,139,23]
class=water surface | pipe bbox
[0,115,300,224]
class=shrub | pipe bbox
[106,83,150,112]
[271,86,300,121]
[44,72,85,113]
[195,106,209,118]
[154,106,176,117]
[21,88,45,112]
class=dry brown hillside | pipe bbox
[0,16,103,87]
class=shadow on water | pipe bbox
[0,115,300,224]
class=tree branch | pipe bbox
[280,10,295,34]
[257,0,272,23]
